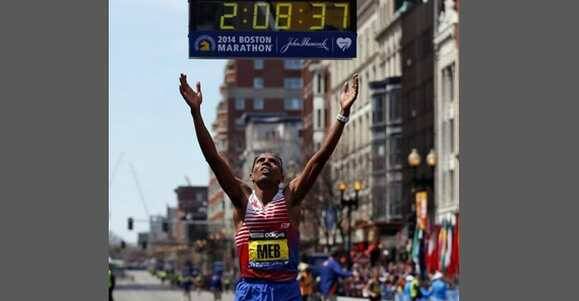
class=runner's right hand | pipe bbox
[179,73,202,111]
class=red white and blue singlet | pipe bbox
[234,189,300,282]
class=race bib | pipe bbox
[248,231,290,270]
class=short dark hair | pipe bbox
[251,152,284,174]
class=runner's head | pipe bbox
[250,152,284,188]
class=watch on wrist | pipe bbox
[337,113,349,123]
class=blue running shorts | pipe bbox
[234,278,301,301]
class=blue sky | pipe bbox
[109,0,226,243]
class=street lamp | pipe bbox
[407,148,437,241]
[338,180,362,254]
[426,149,437,167]
[408,148,437,191]
[408,148,421,168]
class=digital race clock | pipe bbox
[188,0,357,59]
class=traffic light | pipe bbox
[162,221,169,233]
[127,217,134,230]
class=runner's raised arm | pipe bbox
[178,74,250,210]
[288,73,359,206]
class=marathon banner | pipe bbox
[415,191,428,230]
[189,31,356,58]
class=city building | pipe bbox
[166,206,178,242]
[301,59,335,251]
[223,58,304,176]
[174,185,208,243]
[302,60,331,153]
[137,232,149,250]
[400,0,436,232]
[208,64,234,240]
[434,0,459,223]
[240,115,303,182]
[327,0,381,249]
[148,215,169,245]
[370,77,402,232]
[369,0,406,248]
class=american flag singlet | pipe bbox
[234,189,300,281]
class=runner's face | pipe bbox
[251,153,283,185]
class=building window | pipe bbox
[388,135,402,168]
[253,98,264,110]
[316,109,322,129]
[388,87,401,121]
[254,77,264,88]
[284,78,303,89]
[373,145,385,171]
[284,59,302,70]
[444,170,451,204]
[388,180,402,217]
[254,59,264,70]
[284,98,302,110]
[442,63,455,103]
[444,118,455,157]
[449,169,456,203]
[449,118,456,153]
[316,73,323,94]
[373,94,385,124]
[235,98,245,110]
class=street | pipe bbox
[114,270,234,301]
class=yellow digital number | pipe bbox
[275,3,292,30]
[220,3,238,30]
[253,2,270,29]
[334,3,349,29]
[310,3,326,30]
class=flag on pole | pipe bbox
[444,220,453,271]
[439,220,448,272]
[427,225,441,274]
[411,227,421,273]
[447,213,460,278]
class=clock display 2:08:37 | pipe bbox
[197,1,352,31]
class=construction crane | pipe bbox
[129,162,150,217]
[109,152,125,188]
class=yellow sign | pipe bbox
[416,191,428,230]
[248,239,289,262]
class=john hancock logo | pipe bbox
[280,37,329,54]
[194,35,215,52]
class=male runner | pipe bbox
[178,71,359,300]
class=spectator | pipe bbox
[402,275,420,301]
[320,251,354,301]
[427,272,448,301]
[364,268,382,301]
[298,267,316,301]
[194,274,204,296]
[210,272,223,301]
[381,276,396,301]
[179,269,193,301]
[108,266,116,301]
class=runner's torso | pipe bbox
[234,189,299,281]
